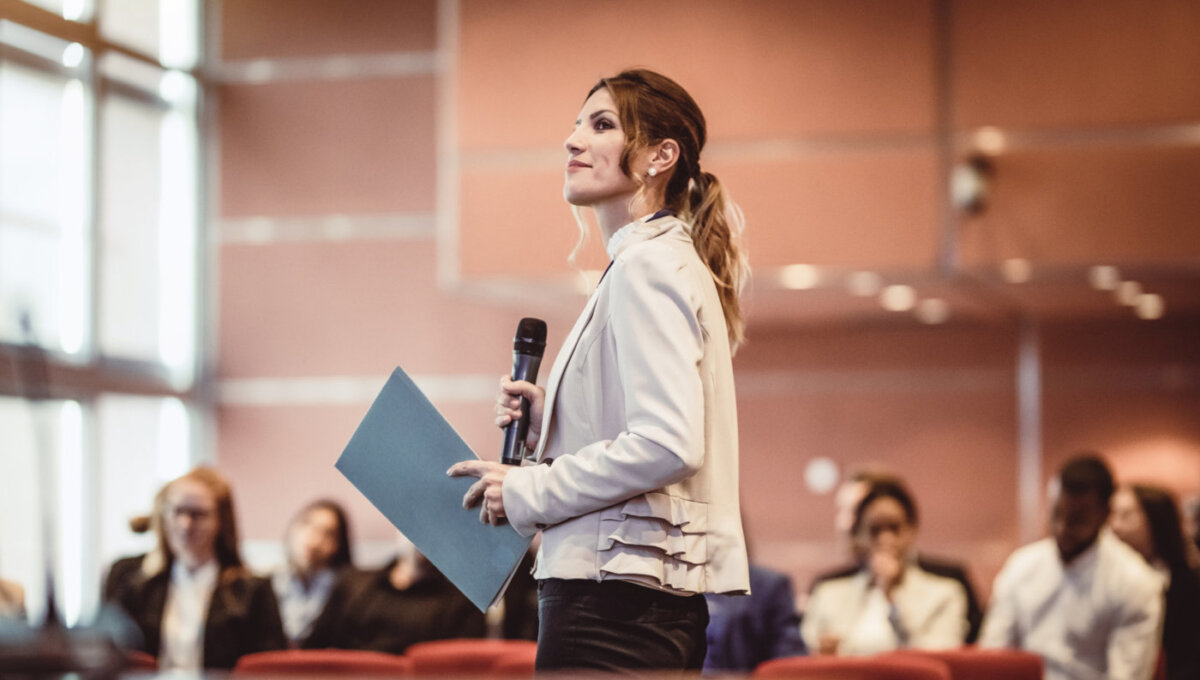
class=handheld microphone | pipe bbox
[501,317,547,465]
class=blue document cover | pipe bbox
[335,366,533,612]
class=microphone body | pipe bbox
[501,318,547,465]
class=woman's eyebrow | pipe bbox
[575,109,618,126]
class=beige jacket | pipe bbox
[503,215,749,595]
[802,565,968,656]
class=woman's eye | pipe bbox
[595,118,615,131]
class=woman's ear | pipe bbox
[647,139,681,176]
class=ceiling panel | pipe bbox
[953,0,1200,128]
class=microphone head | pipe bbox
[513,317,547,357]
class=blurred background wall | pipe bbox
[2,0,1198,622]
[212,0,1200,598]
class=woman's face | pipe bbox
[563,87,638,208]
[288,507,341,572]
[856,496,915,559]
[164,478,219,565]
[1110,487,1154,560]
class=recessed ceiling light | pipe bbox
[779,264,820,290]
[916,298,951,324]
[973,127,1007,155]
[1001,258,1032,284]
[1088,265,1120,291]
[880,285,917,312]
[1134,293,1165,320]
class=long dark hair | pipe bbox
[588,69,748,350]
[1130,484,1194,578]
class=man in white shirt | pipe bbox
[980,454,1164,680]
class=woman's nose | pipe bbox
[563,128,583,154]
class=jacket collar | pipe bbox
[605,211,684,260]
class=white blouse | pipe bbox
[159,560,218,670]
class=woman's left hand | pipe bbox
[447,460,511,526]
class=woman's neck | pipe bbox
[176,551,216,573]
[594,196,664,245]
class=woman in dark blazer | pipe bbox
[115,467,286,669]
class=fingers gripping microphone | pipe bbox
[501,318,547,465]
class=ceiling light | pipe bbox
[1134,294,1164,320]
[880,285,916,312]
[1001,258,1032,283]
[973,127,1008,155]
[779,264,820,290]
[1088,265,1120,291]
[916,298,951,324]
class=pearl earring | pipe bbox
[647,167,657,177]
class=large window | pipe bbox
[0,0,201,626]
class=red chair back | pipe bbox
[124,650,157,671]
[232,649,413,676]
[405,639,537,675]
[755,654,952,680]
[899,648,1043,680]
[490,643,539,678]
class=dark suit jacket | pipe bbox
[116,564,287,669]
[704,564,806,673]
[809,554,983,644]
[1163,566,1200,680]
[103,554,145,603]
[303,558,485,654]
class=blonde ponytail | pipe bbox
[683,170,748,351]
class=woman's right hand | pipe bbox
[494,374,546,452]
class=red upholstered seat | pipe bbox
[899,648,1044,680]
[405,638,537,675]
[489,643,539,677]
[124,650,157,671]
[232,649,413,676]
[754,654,952,680]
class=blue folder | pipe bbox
[335,366,533,612]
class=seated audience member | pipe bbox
[704,562,805,674]
[114,467,287,670]
[980,454,1164,680]
[272,499,354,646]
[802,478,966,656]
[0,577,24,622]
[1110,483,1200,680]
[812,469,983,642]
[303,537,484,654]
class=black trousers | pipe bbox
[534,578,709,674]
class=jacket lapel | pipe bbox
[532,217,683,462]
[533,286,602,462]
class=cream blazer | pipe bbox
[502,215,750,595]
